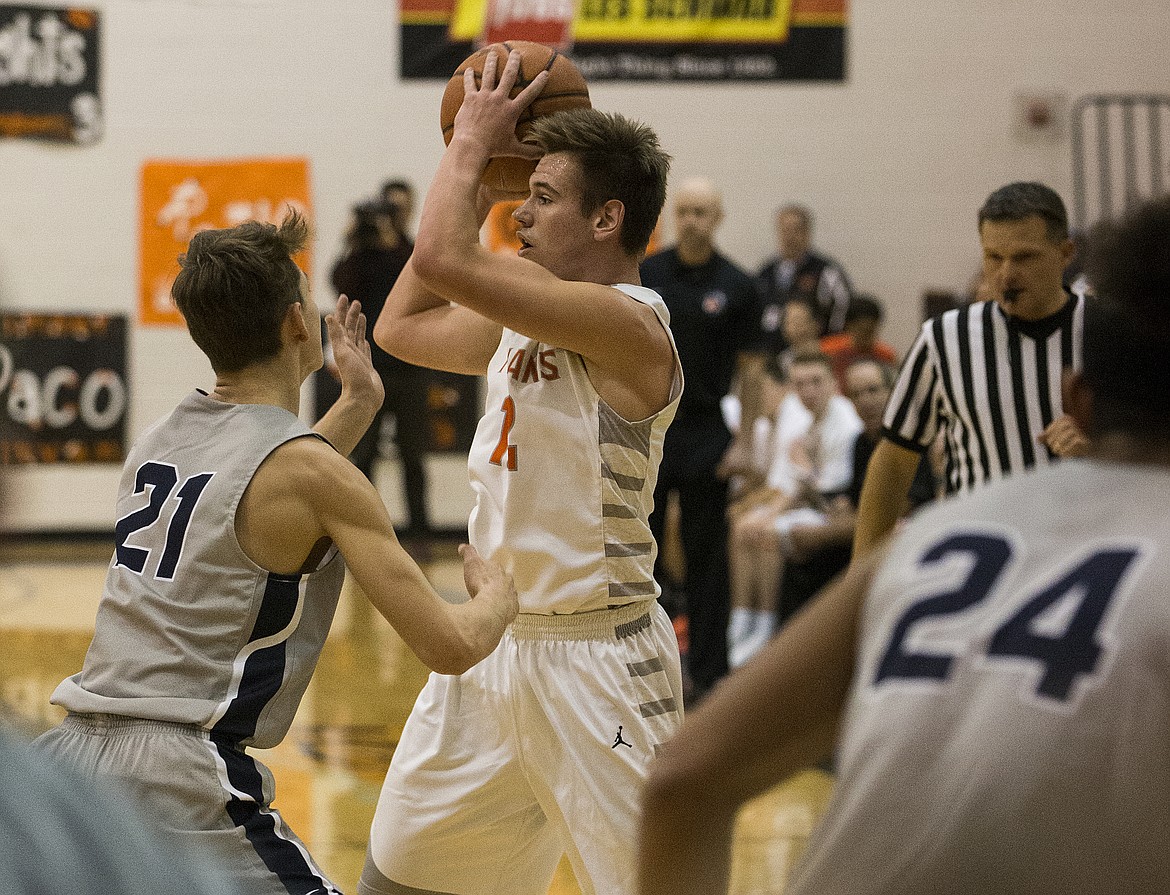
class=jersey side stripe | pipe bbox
[211,742,342,894]
[208,574,305,742]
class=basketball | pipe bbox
[440,41,591,194]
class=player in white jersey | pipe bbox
[34,212,517,895]
[638,195,1170,894]
[363,51,682,895]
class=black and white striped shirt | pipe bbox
[883,294,1085,495]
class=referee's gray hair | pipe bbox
[978,181,1069,242]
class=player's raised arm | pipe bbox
[373,253,505,376]
[410,49,675,415]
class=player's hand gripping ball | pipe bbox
[440,41,591,194]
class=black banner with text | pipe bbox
[399,0,847,81]
[0,313,128,464]
[0,5,102,143]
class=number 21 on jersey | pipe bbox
[114,461,215,580]
[873,532,1143,703]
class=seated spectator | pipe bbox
[776,296,825,373]
[723,354,807,499]
[820,294,898,390]
[756,203,853,350]
[720,295,820,473]
[777,359,937,623]
[727,350,861,666]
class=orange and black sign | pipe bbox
[0,312,127,465]
[0,5,102,143]
[400,0,847,81]
[139,158,312,327]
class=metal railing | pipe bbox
[1071,93,1170,230]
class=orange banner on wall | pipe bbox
[139,158,311,327]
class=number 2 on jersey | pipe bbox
[874,532,1141,702]
[489,396,518,471]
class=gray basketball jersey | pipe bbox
[52,391,345,749]
[790,460,1170,894]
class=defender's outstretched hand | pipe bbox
[326,294,384,409]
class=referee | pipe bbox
[854,182,1087,553]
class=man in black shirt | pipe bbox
[640,176,764,700]
[330,195,433,539]
[756,203,853,351]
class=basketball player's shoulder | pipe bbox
[252,433,356,499]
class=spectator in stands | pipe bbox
[777,358,936,623]
[775,295,824,374]
[640,175,764,700]
[820,294,898,390]
[756,204,852,351]
[726,350,860,666]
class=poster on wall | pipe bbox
[139,158,311,327]
[0,5,102,143]
[0,313,128,465]
[400,0,846,82]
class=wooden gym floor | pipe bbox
[0,535,832,894]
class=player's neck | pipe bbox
[209,363,301,414]
[599,254,642,289]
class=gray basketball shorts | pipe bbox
[34,713,340,895]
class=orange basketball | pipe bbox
[440,41,591,194]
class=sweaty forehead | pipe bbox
[532,152,583,195]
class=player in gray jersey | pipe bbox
[638,195,1170,895]
[34,212,518,895]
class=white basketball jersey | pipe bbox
[790,460,1170,894]
[467,284,681,615]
